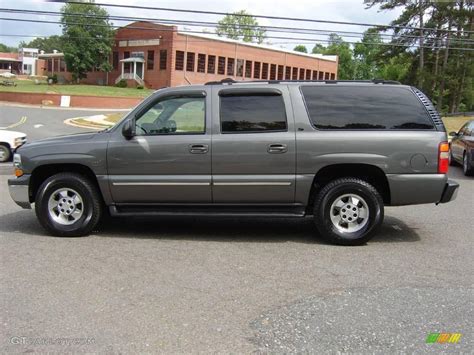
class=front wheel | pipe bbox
[35,173,103,237]
[0,144,11,162]
[313,178,384,246]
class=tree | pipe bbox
[61,1,114,81]
[293,45,308,53]
[216,10,266,44]
[366,0,473,113]
[0,43,17,52]
[312,34,356,80]
[20,36,64,53]
[353,29,384,79]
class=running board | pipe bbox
[109,205,306,217]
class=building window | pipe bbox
[330,73,335,80]
[47,59,52,72]
[59,59,66,72]
[324,72,329,80]
[245,60,252,78]
[261,63,269,79]
[218,56,226,75]
[220,93,287,133]
[208,55,216,74]
[253,61,261,79]
[197,54,206,73]
[285,66,291,80]
[306,69,311,80]
[236,59,244,76]
[186,52,195,72]
[318,71,324,80]
[112,51,118,70]
[269,64,276,80]
[147,50,154,70]
[159,50,167,70]
[313,70,318,80]
[123,51,131,72]
[227,58,235,76]
[292,67,298,80]
[124,51,130,59]
[277,65,284,80]
[299,68,305,80]
[175,51,184,71]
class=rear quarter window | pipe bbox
[301,86,435,130]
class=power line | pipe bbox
[57,0,474,34]
[1,17,472,51]
[1,8,472,45]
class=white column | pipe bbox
[133,62,136,78]
[121,62,124,77]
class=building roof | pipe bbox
[119,21,337,63]
[178,32,338,63]
[0,52,21,62]
[38,52,64,58]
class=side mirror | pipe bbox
[122,118,135,139]
[449,131,457,137]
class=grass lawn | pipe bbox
[0,79,154,98]
[442,115,472,133]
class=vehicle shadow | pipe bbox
[0,211,420,244]
[449,165,473,181]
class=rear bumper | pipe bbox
[438,180,459,204]
[8,174,31,209]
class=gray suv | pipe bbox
[8,79,459,245]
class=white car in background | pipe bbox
[0,130,27,162]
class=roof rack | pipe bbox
[204,78,401,85]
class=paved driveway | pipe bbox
[0,164,472,353]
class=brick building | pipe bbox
[39,21,338,88]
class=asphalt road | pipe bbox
[0,104,472,353]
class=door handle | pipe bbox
[189,144,209,154]
[267,144,288,154]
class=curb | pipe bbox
[63,118,109,130]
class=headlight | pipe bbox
[14,136,27,147]
[13,153,21,168]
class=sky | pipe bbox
[0,0,404,50]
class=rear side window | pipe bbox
[220,93,287,133]
[301,86,435,130]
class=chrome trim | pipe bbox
[213,182,292,186]
[113,182,211,186]
[8,184,31,209]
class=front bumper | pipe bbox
[8,174,31,209]
[438,179,459,204]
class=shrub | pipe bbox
[47,74,58,84]
[136,85,144,90]
[115,79,127,88]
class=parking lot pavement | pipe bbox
[0,166,472,353]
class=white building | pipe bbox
[19,47,39,75]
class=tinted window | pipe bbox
[135,95,205,135]
[301,86,435,130]
[220,94,287,133]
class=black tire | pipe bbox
[463,151,474,176]
[0,144,11,162]
[35,173,103,237]
[313,178,384,246]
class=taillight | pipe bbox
[438,141,450,174]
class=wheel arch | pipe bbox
[29,163,104,203]
[306,163,391,213]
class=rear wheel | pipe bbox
[313,178,384,246]
[463,152,474,176]
[0,144,11,162]
[35,173,103,237]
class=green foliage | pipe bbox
[47,74,58,84]
[293,45,308,53]
[115,79,127,88]
[0,43,17,52]
[353,30,384,80]
[20,36,63,53]
[216,10,266,44]
[312,34,355,80]
[136,85,144,90]
[61,2,114,82]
